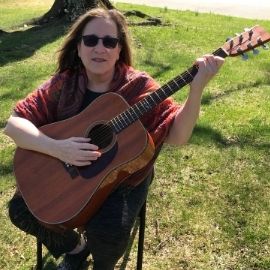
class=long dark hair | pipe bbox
[56,8,132,73]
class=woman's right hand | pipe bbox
[4,114,101,167]
[55,137,101,167]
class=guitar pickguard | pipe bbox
[78,142,118,178]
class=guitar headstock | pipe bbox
[221,25,270,58]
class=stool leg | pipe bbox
[36,239,43,270]
[137,201,146,270]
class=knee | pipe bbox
[8,196,33,231]
[8,196,22,226]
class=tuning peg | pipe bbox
[247,42,260,55]
[252,48,260,55]
[239,34,244,44]
[241,53,249,61]
[237,47,248,60]
[261,43,269,50]
[244,27,253,35]
[226,38,234,50]
[257,37,269,50]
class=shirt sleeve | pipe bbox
[14,73,64,127]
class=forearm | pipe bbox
[4,113,101,166]
[166,85,203,145]
[166,54,224,145]
[4,114,58,157]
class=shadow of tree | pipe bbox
[0,18,68,67]
[191,124,270,152]
[0,90,24,104]
[139,45,174,78]
[0,120,8,129]
[0,163,13,176]
[144,58,172,78]
[201,77,270,106]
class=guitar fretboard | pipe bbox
[109,47,228,133]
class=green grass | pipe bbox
[1,1,270,269]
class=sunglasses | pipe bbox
[82,35,119,49]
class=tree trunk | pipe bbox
[38,0,115,24]
[34,0,162,26]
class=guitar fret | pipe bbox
[159,87,168,99]
[140,101,148,112]
[138,101,148,113]
[186,69,193,78]
[115,116,125,130]
[119,114,127,128]
[121,113,129,126]
[115,118,123,132]
[178,76,187,85]
[109,120,117,132]
[153,91,163,102]
[149,94,155,103]
[166,82,174,94]
[127,108,137,121]
[125,110,134,125]
[111,118,121,133]
[134,103,142,115]
[144,98,152,109]
[173,78,180,87]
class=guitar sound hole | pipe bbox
[87,123,115,150]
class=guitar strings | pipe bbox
[86,67,198,145]
[85,48,226,146]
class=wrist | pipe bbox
[45,137,59,158]
[189,84,204,100]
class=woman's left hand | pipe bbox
[190,54,225,91]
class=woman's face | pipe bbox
[77,17,121,80]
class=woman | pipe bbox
[4,7,224,270]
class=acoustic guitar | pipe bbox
[14,26,270,229]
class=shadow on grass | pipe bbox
[143,58,172,78]
[191,125,270,151]
[0,90,25,102]
[0,163,13,176]
[38,253,57,270]
[0,18,68,67]
[201,77,270,106]
[0,119,8,129]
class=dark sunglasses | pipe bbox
[82,35,119,49]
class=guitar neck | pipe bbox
[109,47,228,133]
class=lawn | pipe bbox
[0,1,270,269]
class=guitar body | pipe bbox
[14,93,155,229]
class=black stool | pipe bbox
[36,201,147,270]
